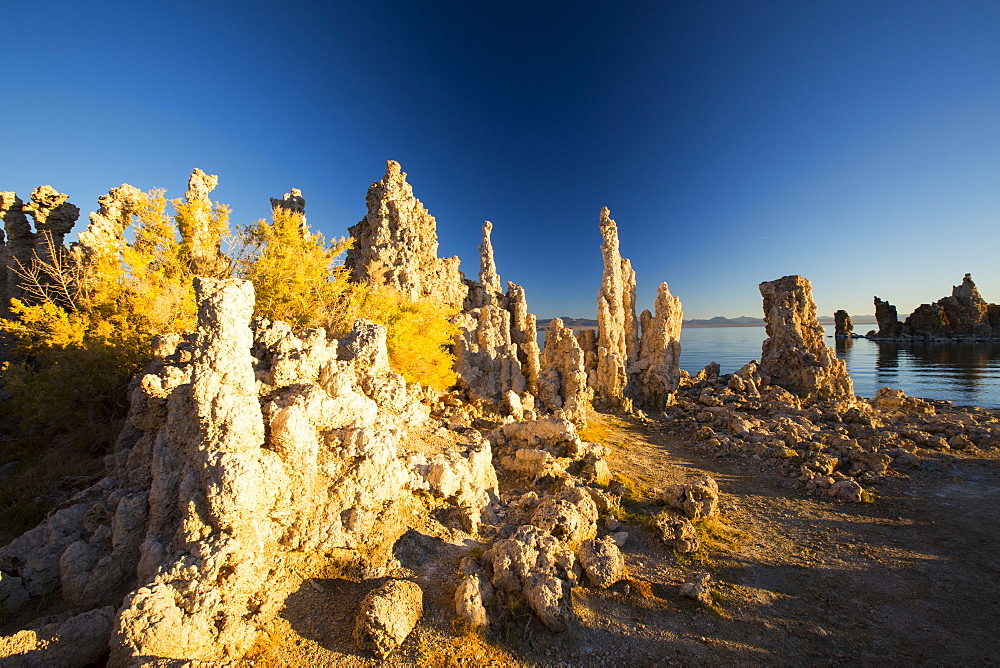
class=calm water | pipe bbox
[679,326,1000,408]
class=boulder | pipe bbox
[579,536,625,589]
[354,579,424,660]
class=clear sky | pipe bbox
[3,1,998,320]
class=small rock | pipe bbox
[579,536,625,589]
[354,579,423,660]
[655,513,699,553]
[680,572,712,605]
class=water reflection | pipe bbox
[863,340,1000,401]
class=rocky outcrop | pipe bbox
[0,187,81,310]
[488,524,579,632]
[269,188,306,216]
[353,579,423,660]
[873,275,1000,340]
[346,160,467,310]
[874,297,903,337]
[590,208,683,411]
[834,310,853,338]
[579,536,625,589]
[506,281,541,394]
[661,476,719,521]
[0,278,498,665]
[23,186,80,253]
[632,282,683,409]
[759,275,854,405]
[595,208,638,409]
[452,221,542,414]
[906,274,996,338]
[75,184,146,262]
[537,318,591,426]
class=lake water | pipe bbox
[679,326,1000,408]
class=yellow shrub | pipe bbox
[233,208,352,329]
[326,285,459,391]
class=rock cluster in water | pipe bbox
[872,274,1000,340]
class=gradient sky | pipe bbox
[3,1,998,320]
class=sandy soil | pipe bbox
[247,411,1000,666]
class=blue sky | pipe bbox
[3,1,998,320]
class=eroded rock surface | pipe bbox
[834,310,853,338]
[759,275,854,405]
[353,579,423,660]
[346,160,467,309]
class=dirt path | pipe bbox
[250,412,1000,666]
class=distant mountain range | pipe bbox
[537,314,877,329]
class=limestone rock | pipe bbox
[23,185,79,250]
[537,318,591,426]
[506,282,541,394]
[661,476,719,521]
[874,297,904,338]
[346,160,467,309]
[574,329,599,390]
[478,220,501,295]
[595,207,638,409]
[270,188,306,216]
[75,184,146,261]
[834,310,853,338]
[680,572,713,605]
[655,513,699,553]
[828,479,866,503]
[579,536,625,589]
[0,606,115,667]
[354,579,423,660]
[530,484,599,549]
[454,557,493,627]
[904,274,997,338]
[633,282,683,409]
[454,304,526,409]
[490,525,578,632]
[759,275,854,405]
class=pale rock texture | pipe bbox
[661,476,720,521]
[579,536,625,589]
[834,310,853,338]
[0,277,499,665]
[506,281,541,394]
[23,185,80,251]
[346,160,467,309]
[453,222,539,413]
[574,329,599,390]
[530,483,599,549]
[269,188,306,216]
[537,318,591,426]
[595,208,638,409]
[74,184,146,261]
[353,579,423,660]
[759,275,854,405]
[488,525,579,632]
[454,557,493,628]
[633,282,683,409]
[680,572,713,605]
[453,304,526,409]
[478,220,501,295]
[655,513,699,553]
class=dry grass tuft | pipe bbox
[419,628,523,667]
